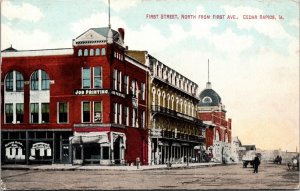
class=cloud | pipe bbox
[190,5,219,39]
[289,18,299,28]
[70,12,128,37]
[1,1,44,22]
[1,23,70,50]
[100,0,140,12]
[222,5,291,39]
[209,28,253,54]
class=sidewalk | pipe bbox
[1,162,226,171]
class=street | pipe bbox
[1,163,299,190]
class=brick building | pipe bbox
[198,81,232,163]
[1,27,149,165]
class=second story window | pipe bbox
[94,67,102,88]
[5,104,13,123]
[94,102,102,123]
[58,102,68,123]
[30,103,39,123]
[82,68,91,88]
[117,71,121,92]
[16,103,24,123]
[41,70,50,90]
[41,103,50,123]
[16,72,24,91]
[124,106,129,126]
[82,102,90,123]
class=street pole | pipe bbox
[187,148,189,167]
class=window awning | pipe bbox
[70,132,109,144]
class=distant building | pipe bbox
[197,79,232,163]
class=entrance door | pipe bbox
[62,144,70,163]
[113,137,121,164]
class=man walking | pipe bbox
[253,154,260,173]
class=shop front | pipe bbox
[70,131,126,165]
[1,131,72,165]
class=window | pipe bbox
[113,103,117,123]
[58,102,68,123]
[117,71,121,91]
[95,48,100,56]
[113,69,117,90]
[16,103,24,123]
[31,71,39,90]
[141,83,145,100]
[131,80,137,97]
[94,67,102,88]
[90,49,94,56]
[16,72,24,91]
[5,72,13,91]
[41,70,50,90]
[101,48,106,55]
[124,106,129,126]
[42,103,50,123]
[141,111,145,128]
[30,103,39,123]
[82,68,91,88]
[118,104,122,124]
[124,75,129,94]
[132,108,138,127]
[82,102,90,123]
[84,49,88,56]
[78,49,82,56]
[94,102,102,123]
[5,104,13,123]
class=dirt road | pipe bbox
[1,163,299,190]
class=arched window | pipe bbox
[96,48,100,56]
[78,49,82,56]
[90,49,94,56]
[84,49,88,56]
[31,70,50,90]
[101,48,106,55]
[31,71,39,90]
[5,72,13,91]
[16,71,24,91]
[41,70,50,90]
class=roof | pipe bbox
[2,45,17,52]
[198,82,222,107]
[91,27,119,38]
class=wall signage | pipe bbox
[5,141,25,160]
[74,89,125,98]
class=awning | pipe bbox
[70,132,109,144]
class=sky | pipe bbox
[1,0,299,152]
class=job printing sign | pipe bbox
[74,89,125,98]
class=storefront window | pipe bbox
[102,146,109,159]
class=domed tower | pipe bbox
[197,60,232,163]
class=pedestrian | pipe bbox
[253,154,260,173]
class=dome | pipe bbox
[198,82,222,107]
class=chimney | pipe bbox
[118,28,125,41]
